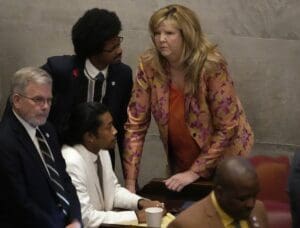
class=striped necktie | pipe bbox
[36,128,70,216]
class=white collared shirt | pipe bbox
[84,59,108,102]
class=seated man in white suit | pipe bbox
[61,102,163,227]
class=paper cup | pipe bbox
[145,207,163,227]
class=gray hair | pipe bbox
[10,67,52,96]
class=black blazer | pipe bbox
[42,55,133,154]
[0,107,82,228]
[289,152,300,228]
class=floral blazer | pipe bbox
[123,60,254,184]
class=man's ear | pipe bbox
[83,131,95,144]
[12,94,21,109]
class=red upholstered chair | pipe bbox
[249,155,292,228]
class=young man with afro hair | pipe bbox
[42,8,133,170]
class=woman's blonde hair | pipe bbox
[143,4,225,95]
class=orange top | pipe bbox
[168,85,200,174]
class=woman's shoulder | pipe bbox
[139,49,155,68]
[203,52,228,78]
[136,50,157,77]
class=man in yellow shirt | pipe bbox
[168,156,268,228]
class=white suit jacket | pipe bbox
[62,144,141,228]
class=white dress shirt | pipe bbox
[62,144,141,228]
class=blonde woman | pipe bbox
[123,4,254,193]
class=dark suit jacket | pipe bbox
[288,152,300,228]
[168,195,268,228]
[42,55,133,156]
[0,107,82,228]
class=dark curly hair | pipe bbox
[63,102,109,146]
[71,8,122,59]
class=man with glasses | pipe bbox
[42,8,133,170]
[0,67,82,227]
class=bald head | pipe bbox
[214,156,259,220]
[214,156,257,189]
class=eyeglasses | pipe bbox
[17,93,53,106]
[102,36,124,53]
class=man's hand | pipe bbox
[135,207,166,223]
[138,199,164,210]
[136,199,166,223]
[164,170,199,192]
[135,209,147,223]
[65,220,81,228]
